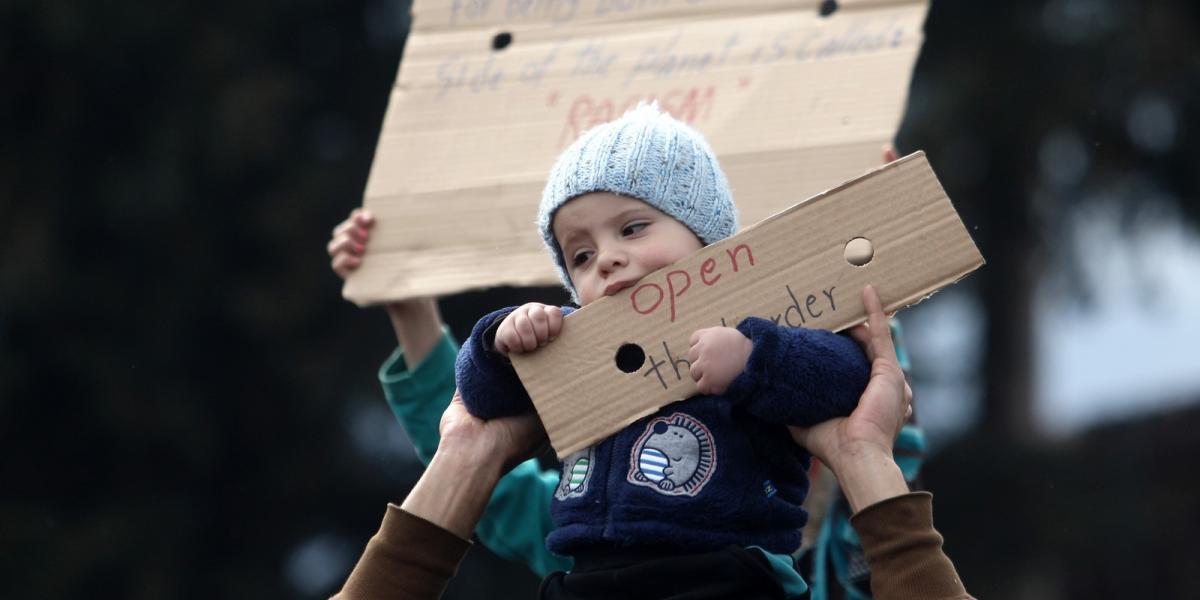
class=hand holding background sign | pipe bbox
[346,0,932,303]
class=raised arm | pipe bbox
[334,392,548,599]
[328,209,569,576]
[328,208,444,366]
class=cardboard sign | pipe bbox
[345,0,931,303]
[510,152,984,458]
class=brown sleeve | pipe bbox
[850,491,974,600]
[333,504,472,600]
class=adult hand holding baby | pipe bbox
[399,388,547,541]
[788,284,915,513]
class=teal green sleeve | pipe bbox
[477,462,573,577]
[377,328,572,576]
[378,329,461,464]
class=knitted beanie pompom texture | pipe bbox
[538,102,738,302]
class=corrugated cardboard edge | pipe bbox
[739,152,984,323]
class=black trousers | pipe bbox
[540,545,792,600]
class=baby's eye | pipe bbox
[622,222,649,236]
[572,250,593,267]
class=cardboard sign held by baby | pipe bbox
[510,152,984,458]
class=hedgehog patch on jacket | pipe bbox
[627,413,716,497]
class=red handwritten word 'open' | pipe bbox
[630,244,756,322]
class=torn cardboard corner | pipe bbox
[511,152,985,458]
[344,0,931,304]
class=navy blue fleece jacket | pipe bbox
[455,306,869,556]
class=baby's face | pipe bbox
[553,192,704,305]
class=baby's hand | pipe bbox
[494,303,563,356]
[328,208,375,279]
[687,327,752,395]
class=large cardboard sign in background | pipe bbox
[345,0,931,303]
[511,153,984,458]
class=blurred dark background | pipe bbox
[2,0,1198,598]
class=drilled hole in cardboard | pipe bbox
[614,343,646,373]
[492,31,513,51]
[844,237,874,266]
[818,0,838,17]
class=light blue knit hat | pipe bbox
[538,102,738,302]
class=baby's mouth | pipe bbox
[604,281,635,296]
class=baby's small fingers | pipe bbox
[493,317,516,354]
[493,333,512,356]
[354,209,376,227]
[528,307,550,344]
[544,306,563,340]
[689,361,704,383]
[513,313,538,352]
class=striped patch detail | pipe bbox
[638,448,668,482]
[569,458,590,489]
[555,447,596,500]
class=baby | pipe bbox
[455,103,869,597]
